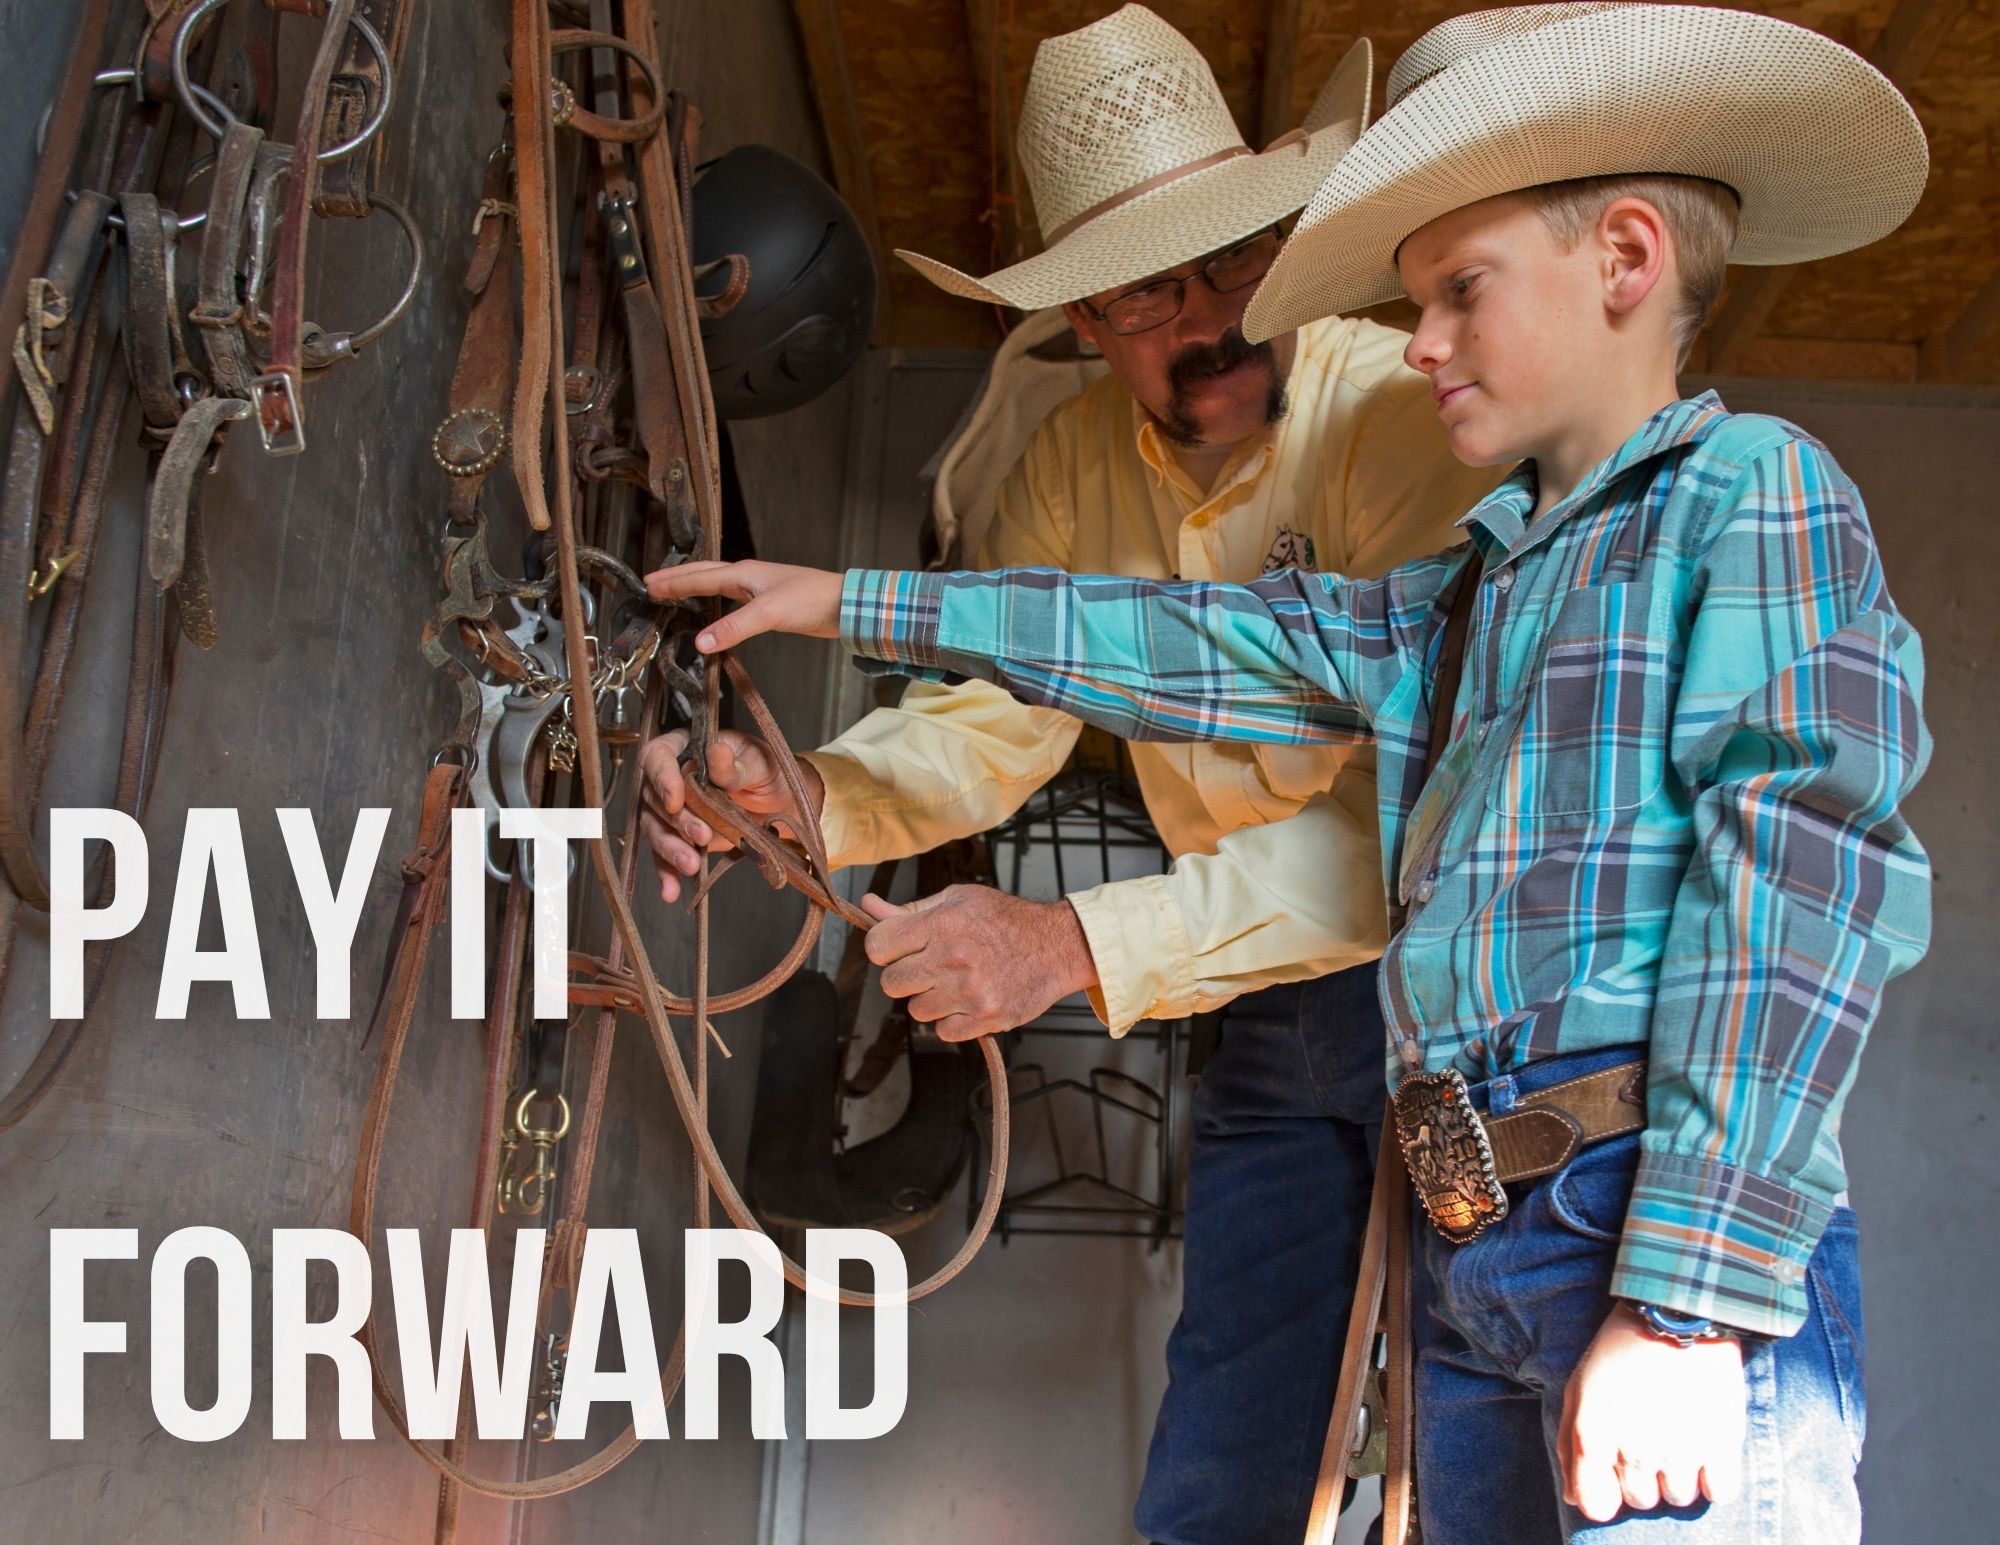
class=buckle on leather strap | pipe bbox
[1393,1068,1508,1245]
[249,369,306,455]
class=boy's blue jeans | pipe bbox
[1134,962,1386,1545]
[1415,1046,1867,1543]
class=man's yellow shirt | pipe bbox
[804,315,1502,1031]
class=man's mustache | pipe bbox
[1167,329,1274,392]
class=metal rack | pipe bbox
[965,773,1189,1248]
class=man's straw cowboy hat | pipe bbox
[1244,2,1930,341]
[897,4,1373,310]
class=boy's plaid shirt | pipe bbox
[840,393,1931,1336]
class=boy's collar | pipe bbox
[1457,391,1731,556]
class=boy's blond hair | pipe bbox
[1522,175,1741,367]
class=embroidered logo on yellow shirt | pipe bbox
[1262,525,1318,573]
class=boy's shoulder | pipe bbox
[1662,405,1859,547]
[1686,406,1833,476]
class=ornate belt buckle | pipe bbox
[1393,1068,1508,1244]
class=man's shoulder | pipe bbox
[1296,313,1424,393]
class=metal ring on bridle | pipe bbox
[172,0,395,160]
[545,30,667,142]
[86,139,219,233]
[39,68,229,231]
[342,194,425,350]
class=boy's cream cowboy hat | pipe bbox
[897,4,1373,310]
[1244,2,1931,341]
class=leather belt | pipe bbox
[1393,1059,1648,1246]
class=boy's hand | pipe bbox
[637,728,825,902]
[1559,1303,1747,1523]
[644,560,843,652]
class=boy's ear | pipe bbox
[1597,196,1671,320]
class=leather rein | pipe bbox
[347,2,1012,1529]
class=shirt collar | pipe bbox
[1133,404,1275,503]
[1456,390,1731,557]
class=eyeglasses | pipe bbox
[1079,228,1284,337]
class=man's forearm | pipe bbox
[802,678,1082,871]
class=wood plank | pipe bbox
[1870,0,1968,78]
[1703,0,1969,371]
[1721,335,1921,384]
[1260,0,1304,146]
[790,0,895,343]
[1922,263,2000,381]
[963,0,1031,267]
[1704,262,1803,371]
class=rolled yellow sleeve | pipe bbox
[1068,785,1389,1033]
[805,390,1087,871]
[803,678,1082,870]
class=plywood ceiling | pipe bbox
[789,0,2000,383]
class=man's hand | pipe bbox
[644,559,844,653]
[859,885,1100,1042]
[637,728,825,903]
[1559,1303,1747,1524]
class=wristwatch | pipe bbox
[1629,1302,1738,1347]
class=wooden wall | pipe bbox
[0,3,856,1540]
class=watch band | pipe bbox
[1630,1302,1735,1347]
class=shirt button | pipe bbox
[1492,568,1515,592]
[1774,1259,1805,1284]
[1414,875,1437,903]
[1398,1040,1423,1069]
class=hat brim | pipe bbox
[898,36,1373,311]
[1244,7,1930,341]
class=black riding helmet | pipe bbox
[691,145,877,419]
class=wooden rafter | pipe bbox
[1259,0,1304,147]
[789,0,895,344]
[964,0,1031,268]
[1703,0,1969,372]
[1922,263,2000,382]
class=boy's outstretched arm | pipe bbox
[1562,436,1932,1520]
[648,555,1454,747]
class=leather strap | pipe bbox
[0,192,115,913]
[0,0,208,1129]
[1484,1062,1646,1184]
[148,398,245,585]
[190,121,268,399]
[1303,1120,1396,1545]
[2,0,115,416]
[117,194,185,434]
[1425,553,1482,782]
[311,0,412,217]
[251,0,355,452]
[1303,556,1485,1545]
[433,151,518,523]
[348,2,1011,1508]
[1381,1148,1417,1540]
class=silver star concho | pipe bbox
[432,407,508,478]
